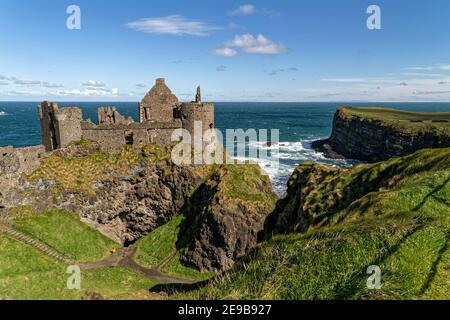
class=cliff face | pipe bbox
[313,107,450,162]
[179,165,277,272]
[184,148,450,300]
[0,143,206,243]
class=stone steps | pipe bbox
[0,220,74,264]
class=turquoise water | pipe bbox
[1,101,450,194]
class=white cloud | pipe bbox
[407,66,434,71]
[213,33,287,57]
[438,64,450,71]
[216,65,227,72]
[83,80,106,88]
[212,47,238,57]
[265,67,298,76]
[321,78,367,83]
[413,90,450,96]
[407,64,450,72]
[13,78,41,85]
[126,15,219,36]
[42,82,64,88]
[58,87,119,98]
[229,4,257,16]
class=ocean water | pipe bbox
[2,101,450,195]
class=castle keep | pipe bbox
[38,78,214,152]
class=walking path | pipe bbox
[0,219,195,285]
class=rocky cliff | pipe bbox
[182,147,450,300]
[179,165,277,272]
[313,106,450,162]
[0,141,277,272]
[1,142,206,244]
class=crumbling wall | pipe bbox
[81,129,128,152]
[98,107,134,126]
[0,145,45,175]
[54,107,82,148]
[81,121,182,152]
[38,102,82,151]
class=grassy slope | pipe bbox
[0,235,160,300]
[135,214,215,281]
[13,209,117,262]
[178,148,450,300]
[27,143,174,195]
[0,212,162,300]
[341,106,450,134]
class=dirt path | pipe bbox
[80,247,196,285]
[0,219,195,285]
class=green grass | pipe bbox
[340,106,450,134]
[0,235,161,300]
[161,251,216,282]
[13,209,118,262]
[29,147,142,194]
[135,214,215,281]
[135,214,185,268]
[342,106,450,122]
[176,148,450,300]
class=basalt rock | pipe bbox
[60,163,203,244]
[179,165,277,272]
[313,106,450,162]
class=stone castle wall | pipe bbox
[81,120,182,152]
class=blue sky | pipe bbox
[0,0,450,102]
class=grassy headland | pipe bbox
[340,106,450,133]
[176,147,450,300]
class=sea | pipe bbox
[2,102,450,196]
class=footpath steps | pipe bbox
[0,219,74,265]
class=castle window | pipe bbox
[125,132,134,145]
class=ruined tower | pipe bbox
[38,101,82,151]
[180,86,215,138]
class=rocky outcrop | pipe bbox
[61,163,202,244]
[1,143,278,271]
[179,165,277,272]
[0,144,207,244]
[313,106,450,162]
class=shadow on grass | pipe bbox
[150,279,212,295]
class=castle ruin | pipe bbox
[38,78,215,152]
[0,78,214,176]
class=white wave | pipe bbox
[229,139,357,197]
[0,111,7,116]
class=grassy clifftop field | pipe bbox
[177,147,450,300]
[340,106,450,134]
[1,140,450,300]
